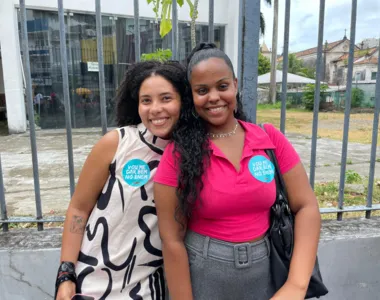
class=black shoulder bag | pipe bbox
[260,124,328,299]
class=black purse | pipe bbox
[261,127,328,299]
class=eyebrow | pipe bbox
[193,77,230,87]
[139,92,173,98]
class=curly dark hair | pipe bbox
[172,43,247,219]
[116,60,188,127]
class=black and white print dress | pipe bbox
[75,123,169,299]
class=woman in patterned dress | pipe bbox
[55,60,188,300]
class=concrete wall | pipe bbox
[0,57,5,94]
[0,0,27,133]
[14,0,231,25]
[1,219,380,300]
[353,64,378,84]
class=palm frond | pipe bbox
[260,12,265,35]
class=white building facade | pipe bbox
[0,0,240,133]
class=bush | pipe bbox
[351,88,364,108]
[141,48,172,62]
[302,84,328,111]
[345,170,362,184]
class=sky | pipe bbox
[260,0,380,54]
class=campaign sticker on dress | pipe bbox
[248,155,275,183]
[122,159,150,187]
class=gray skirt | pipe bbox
[184,230,276,300]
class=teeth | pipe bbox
[208,107,225,112]
[151,118,167,125]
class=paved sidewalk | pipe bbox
[1,128,379,216]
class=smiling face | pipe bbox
[138,75,181,138]
[190,57,238,132]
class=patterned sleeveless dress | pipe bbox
[75,123,169,299]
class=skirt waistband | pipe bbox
[185,231,270,269]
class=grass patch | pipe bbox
[257,109,380,144]
[345,170,362,184]
[0,222,64,230]
[258,103,283,110]
[315,178,380,212]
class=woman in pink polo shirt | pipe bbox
[154,43,322,300]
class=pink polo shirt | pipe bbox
[154,121,300,242]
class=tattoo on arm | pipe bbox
[70,215,86,234]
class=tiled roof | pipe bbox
[294,39,346,58]
[354,57,378,65]
[334,47,378,62]
[277,39,356,63]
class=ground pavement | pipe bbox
[1,128,379,216]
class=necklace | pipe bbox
[207,121,239,139]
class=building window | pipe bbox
[18,9,226,129]
[372,72,377,80]
[354,71,365,81]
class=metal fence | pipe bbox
[1,0,380,231]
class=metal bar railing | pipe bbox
[134,0,140,62]
[0,154,8,232]
[95,0,108,135]
[320,204,380,214]
[366,39,380,219]
[67,13,77,129]
[309,0,326,189]
[58,0,76,197]
[172,0,178,60]
[2,0,380,232]
[279,0,291,134]
[237,0,244,92]
[337,0,357,221]
[208,0,214,43]
[20,0,43,231]
[269,0,278,106]
[241,0,261,123]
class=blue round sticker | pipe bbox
[248,155,275,183]
[122,159,150,187]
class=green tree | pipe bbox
[258,52,271,75]
[302,83,328,111]
[278,53,315,79]
[261,0,272,35]
[147,0,195,38]
[149,0,271,40]
[190,0,199,48]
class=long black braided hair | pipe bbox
[172,43,247,220]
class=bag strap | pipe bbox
[258,123,289,205]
